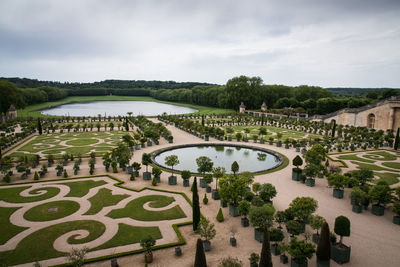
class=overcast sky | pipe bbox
[1,0,399,87]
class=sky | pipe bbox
[0,0,399,87]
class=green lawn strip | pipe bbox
[18,96,234,118]
[65,138,99,146]
[364,151,398,161]
[107,195,186,221]
[58,180,107,197]
[351,161,396,172]
[374,172,400,185]
[0,186,60,203]
[337,154,376,163]
[0,220,105,266]
[85,188,130,215]
[92,223,162,251]
[382,162,400,170]
[0,207,28,245]
[23,200,80,222]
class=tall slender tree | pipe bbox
[316,222,331,262]
[37,118,42,135]
[394,127,400,150]
[194,238,207,267]
[193,177,200,231]
[259,226,273,267]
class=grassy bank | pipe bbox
[17,96,234,117]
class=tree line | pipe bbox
[1,76,399,116]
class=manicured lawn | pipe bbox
[364,151,398,161]
[0,186,60,203]
[382,162,400,170]
[65,138,99,146]
[59,180,107,197]
[351,161,395,172]
[0,207,28,245]
[93,223,162,250]
[85,188,130,215]
[337,154,376,163]
[17,96,234,117]
[0,220,106,266]
[23,200,80,222]
[107,195,186,221]
[374,172,400,185]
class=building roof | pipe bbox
[240,102,246,108]
[8,104,16,111]
[261,102,267,108]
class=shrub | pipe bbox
[259,183,277,202]
[269,227,284,244]
[3,174,11,183]
[63,170,68,178]
[152,177,157,186]
[288,237,315,264]
[316,222,331,261]
[218,257,243,267]
[248,253,260,264]
[196,217,216,241]
[293,155,303,168]
[34,171,39,180]
[238,200,251,218]
[310,215,325,235]
[369,182,392,206]
[216,208,224,222]
[334,216,350,245]
[203,193,209,205]
[350,187,367,205]
[286,220,303,236]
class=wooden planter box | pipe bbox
[371,204,385,216]
[168,176,177,185]
[183,180,190,187]
[241,217,249,227]
[203,240,211,252]
[292,169,302,181]
[332,244,351,264]
[229,205,240,217]
[143,172,151,180]
[211,190,220,200]
[254,228,263,243]
[199,178,207,188]
[333,189,344,199]
[305,178,315,187]
[291,258,308,267]
[352,204,362,213]
[393,215,400,225]
[220,200,227,207]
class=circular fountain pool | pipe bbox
[152,144,283,174]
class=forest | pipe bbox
[0,76,399,116]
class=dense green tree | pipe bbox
[0,80,25,114]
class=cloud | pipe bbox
[0,0,399,87]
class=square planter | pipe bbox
[260,139,265,144]
[291,258,308,267]
[183,179,190,187]
[156,176,161,183]
[331,244,351,264]
[230,237,237,246]
[143,172,151,180]
[199,178,207,188]
[126,167,133,174]
[135,144,140,150]
[220,200,227,207]
[393,215,400,225]
[203,240,211,252]
[133,171,139,177]
[211,190,220,200]
[206,186,212,193]
[229,205,240,217]
[276,142,282,147]
[317,173,324,178]
[333,189,344,199]
[74,169,78,175]
[228,136,232,141]
[147,141,152,146]
[280,254,289,264]
[371,204,385,216]
[316,258,330,267]
[296,147,300,152]
[271,244,280,255]
[254,228,263,243]
[175,247,182,256]
[312,233,319,244]
[241,217,249,227]
[305,178,315,187]
[352,204,362,213]
[205,136,209,141]
[168,176,177,185]
[141,143,146,148]
[292,170,302,181]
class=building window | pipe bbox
[367,114,375,129]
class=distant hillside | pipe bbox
[0,77,215,90]
[326,87,400,97]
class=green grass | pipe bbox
[382,162,400,170]
[351,161,396,172]
[85,188,130,215]
[364,151,398,161]
[374,172,400,185]
[23,200,80,222]
[17,96,234,118]
[107,195,186,221]
[0,220,105,266]
[0,207,28,245]
[59,180,107,197]
[337,154,376,163]
[93,223,162,251]
[65,138,99,146]
[0,186,60,203]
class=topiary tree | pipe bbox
[231,161,239,175]
[334,216,350,245]
[369,182,392,207]
[350,187,368,206]
[269,227,284,246]
[212,166,226,191]
[310,214,325,236]
[216,208,224,222]
[203,193,208,205]
[218,257,243,267]
[196,156,214,175]
[259,183,277,203]
[289,196,318,224]
[152,166,162,178]
[165,155,179,177]
[286,220,303,237]
[249,204,275,231]
[196,217,216,243]
[252,182,261,195]
[194,238,207,267]
[316,222,331,262]
[327,173,348,190]
[238,200,251,220]
[142,153,152,173]
[274,210,286,229]
[218,174,248,207]
[192,177,200,231]
[293,155,303,169]
[288,237,316,265]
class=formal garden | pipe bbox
[0,176,191,266]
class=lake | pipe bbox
[39,101,197,116]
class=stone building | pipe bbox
[239,102,246,113]
[311,96,400,131]
[1,104,17,122]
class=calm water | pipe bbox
[40,101,197,116]
[153,145,281,174]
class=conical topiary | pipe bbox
[216,208,224,222]
[316,222,331,261]
[193,177,200,231]
[194,238,207,267]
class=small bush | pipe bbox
[3,174,11,183]
[216,208,224,222]
[63,170,68,178]
[203,193,208,205]
[152,177,157,186]
[34,171,39,180]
